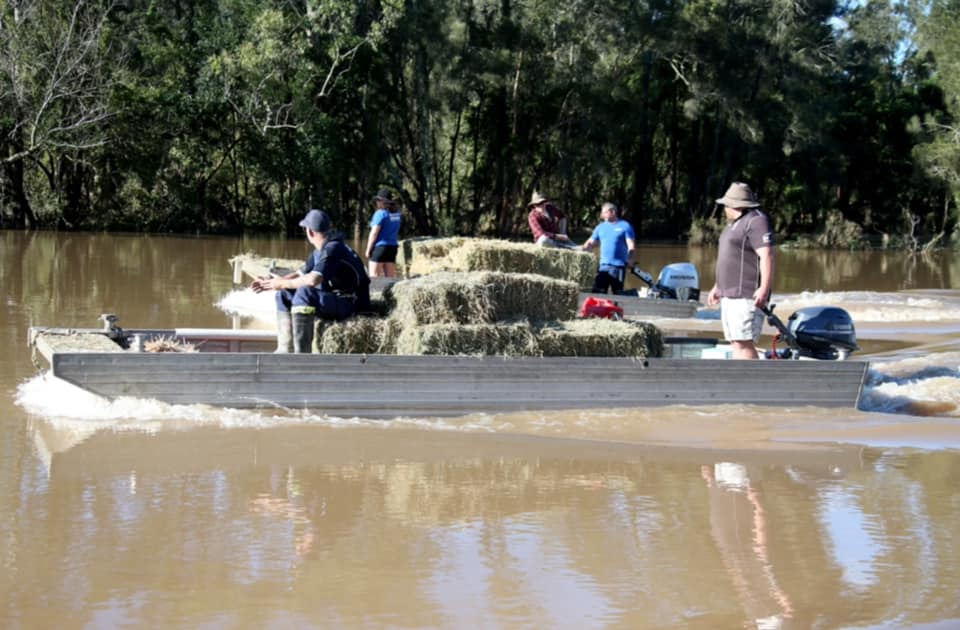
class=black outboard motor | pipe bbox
[762,305,859,360]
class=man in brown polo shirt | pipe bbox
[706,182,776,359]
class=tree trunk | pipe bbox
[2,135,37,228]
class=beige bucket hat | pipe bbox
[716,182,761,209]
[527,191,549,207]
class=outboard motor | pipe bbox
[657,263,700,302]
[630,262,700,302]
[763,305,859,360]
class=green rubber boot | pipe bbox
[292,312,316,354]
[275,311,294,353]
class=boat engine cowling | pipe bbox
[656,263,700,302]
[786,306,859,360]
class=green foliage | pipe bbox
[912,0,960,240]
[817,210,868,250]
[687,216,725,246]
[0,0,956,248]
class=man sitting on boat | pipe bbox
[527,191,578,249]
[251,209,371,353]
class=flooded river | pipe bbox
[2,231,960,628]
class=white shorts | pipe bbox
[721,297,764,343]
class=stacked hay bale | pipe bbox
[397,236,595,289]
[386,271,578,325]
[396,321,542,357]
[318,269,663,358]
[315,316,402,354]
[535,319,663,358]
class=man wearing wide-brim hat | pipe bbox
[706,182,776,360]
[527,191,578,250]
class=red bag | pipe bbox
[579,296,624,320]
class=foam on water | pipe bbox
[217,288,275,323]
[859,351,960,417]
[15,371,515,435]
[774,290,960,323]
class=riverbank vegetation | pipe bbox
[2,0,960,249]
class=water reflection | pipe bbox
[702,462,793,628]
[3,423,956,628]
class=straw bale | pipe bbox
[395,321,541,356]
[399,237,594,288]
[399,237,468,276]
[386,271,578,326]
[535,319,663,358]
[316,316,401,354]
[447,239,595,288]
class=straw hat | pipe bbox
[527,191,549,207]
[716,182,760,209]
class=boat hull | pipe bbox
[48,351,868,415]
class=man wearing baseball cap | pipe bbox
[706,182,776,360]
[252,209,371,353]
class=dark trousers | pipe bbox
[591,264,626,294]
[275,287,356,321]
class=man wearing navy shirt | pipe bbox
[582,202,636,294]
[252,209,371,353]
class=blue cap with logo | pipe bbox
[299,209,331,233]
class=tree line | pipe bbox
[2,0,959,248]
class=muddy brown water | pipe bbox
[3,231,960,628]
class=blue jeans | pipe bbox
[275,287,356,321]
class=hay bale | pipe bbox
[399,237,595,288]
[316,316,401,354]
[386,271,578,326]
[535,319,663,358]
[395,321,541,356]
[399,237,468,277]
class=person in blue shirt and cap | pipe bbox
[364,188,403,278]
[252,209,371,353]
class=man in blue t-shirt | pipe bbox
[252,209,371,353]
[364,188,403,278]
[581,202,636,294]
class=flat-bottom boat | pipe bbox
[28,315,868,415]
